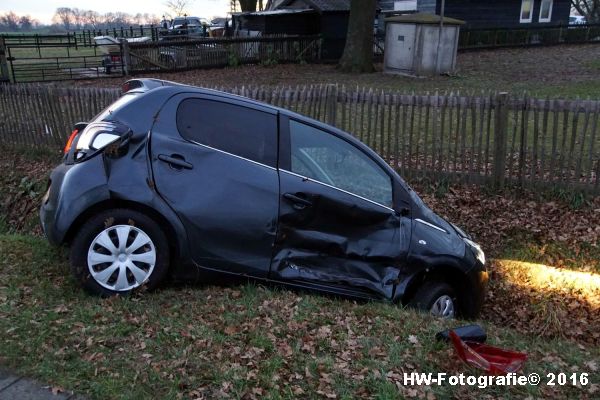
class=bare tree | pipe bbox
[164,0,194,17]
[338,0,377,73]
[114,12,131,26]
[84,10,101,28]
[0,11,20,31]
[71,8,86,29]
[102,12,116,27]
[53,7,73,30]
[571,0,600,22]
[18,15,36,31]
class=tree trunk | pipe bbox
[338,0,377,73]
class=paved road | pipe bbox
[0,368,84,400]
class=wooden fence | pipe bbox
[125,35,322,72]
[0,83,598,193]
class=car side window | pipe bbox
[176,99,277,167]
[289,120,393,207]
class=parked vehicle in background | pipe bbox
[40,79,488,319]
[93,36,122,74]
[160,16,210,40]
[94,36,151,74]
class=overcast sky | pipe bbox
[0,0,231,24]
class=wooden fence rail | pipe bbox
[0,83,598,193]
[126,35,322,72]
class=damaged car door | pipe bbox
[271,117,409,299]
[150,95,280,278]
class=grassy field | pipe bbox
[0,146,599,399]
[6,45,109,83]
[0,234,598,400]
[69,44,600,99]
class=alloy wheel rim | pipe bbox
[430,295,455,318]
[87,224,156,291]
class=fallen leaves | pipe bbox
[1,148,600,399]
[416,184,600,345]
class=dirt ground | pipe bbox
[70,44,600,98]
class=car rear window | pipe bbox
[91,93,139,123]
[176,98,277,167]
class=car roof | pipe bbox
[123,78,323,126]
[121,78,402,179]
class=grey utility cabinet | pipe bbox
[384,13,464,76]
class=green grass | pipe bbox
[0,234,598,399]
[6,46,107,82]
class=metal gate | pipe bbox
[0,34,124,83]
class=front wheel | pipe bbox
[408,281,457,319]
[70,209,170,296]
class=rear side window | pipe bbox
[176,99,277,167]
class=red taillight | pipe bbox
[111,55,121,62]
[64,129,79,154]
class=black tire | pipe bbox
[408,281,458,319]
[70,208,170,297]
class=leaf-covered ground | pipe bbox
[0,147,599,399]
[0,235,599,400]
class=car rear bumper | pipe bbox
[40,163,71,246]
[40,156,110,247]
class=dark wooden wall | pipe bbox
[236,12,320,35]
[436,0,571,29]
[320,12,350,60]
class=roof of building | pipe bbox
[275,0,351,12]
[241,8,315,16]
[385,13,465,25]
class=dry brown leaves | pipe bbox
[0,149,60,234]
[417,185,600,256]
[417,184,600,345]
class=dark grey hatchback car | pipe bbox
[40,79,488,318]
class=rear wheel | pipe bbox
[70,209,170,296]
[408,281,457,319]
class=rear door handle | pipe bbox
[158,154,193,170]
[283,193,312,210]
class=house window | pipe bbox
[520,0,534,23]
[539,0,553,23]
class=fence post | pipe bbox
[325,84,338,126]
[121,40,131,76]
[0,37,9,83]
[493,92,509,188]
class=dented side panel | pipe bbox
[40,155,110,245]
[270,171,410,299]
[148,94,280,278]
